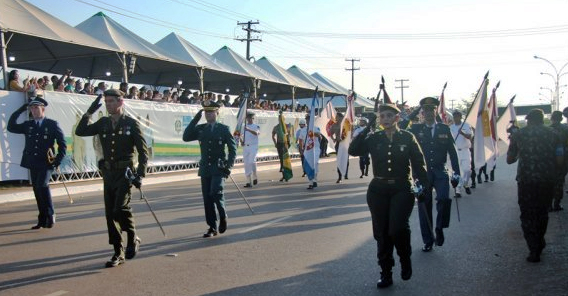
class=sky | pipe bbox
[23,0,568,109]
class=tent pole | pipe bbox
[291,86,296,112]
[1,31,8,90]
[321,91,325,115]
[197,67,204,94]
[121,53,128,83]
[253,78,257,100]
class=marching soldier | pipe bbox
[75,89,148,268]
[242,111,260,187]
[449,110,473,196]
[8,95,66,229]
[409,97,460,252]
[507,109,563,262]
[549,111,568,211]
[182,101,237,238]
[349,103,429,289]
[353,117,370,178]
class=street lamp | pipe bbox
[534,55,568,111]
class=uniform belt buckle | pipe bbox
[387,179,395,185]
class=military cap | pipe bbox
[104,89,124,97]
[419,97,440,108]
[246,111,255,118]
[525,108,544,122]
[29,96,48,107]
[452,110,462,116]
[299,118,307,125]
[378,103,400,114]
[202,100,221,111]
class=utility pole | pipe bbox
[395,79,409,102]
[345,58,360,92]
[236,21,261,61]
[449,99,456,109]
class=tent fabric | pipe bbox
[212,46,286,84]
[0,0,118,78]
[254,56,318,99]
[287,65,335,94]
[311,72,374,108]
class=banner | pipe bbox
[0,91,311,181]
[496,97,517,146]
[303,92,319,180]
[278,112,293,181]
[337,92,354,176]
[471,79,494,169]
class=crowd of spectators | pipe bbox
[6,68,311,113]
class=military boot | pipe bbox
[400,258,412,280]
[376,271,393,288]
[106,244,125,268]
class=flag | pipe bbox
[486,83,499,169]
[324,100,337,137]
[471,78,494,169]
[496,95,517,146]
[303,88,319,180]
[437,82,449,124]
[278,111,293,181]
[337,92,355,177]
[232,93,248,146]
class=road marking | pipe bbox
[239,216,291,233]
[43,291,69,296]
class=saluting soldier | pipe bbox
[349,103,429,289]
[8,95,66,229]
[182,101,237,238]
[75,90,148,268]
[409,97,460,252]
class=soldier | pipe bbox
[449,110,473,196]
[549,111,568,211]
[182,101,236,238]
[352,117,370,178]
[507,109,563,262]
[75,89,148,268]
[295,118,307,177]
[409,97,460,252]
[242,111,260,187]
[349,103,429,289]
[271,120,290,182]
[8,96,66,229]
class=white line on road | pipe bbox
[43,291,68,296]
[239,216,291,233]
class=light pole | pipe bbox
[534,55,568,111]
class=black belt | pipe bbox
[374,177,404,184]
[100,160,133,170]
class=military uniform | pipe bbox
[349,103,429,288]
[409,97,460,250]
[8,97,66,229]
[75,89,148,267]
[549,111,568,211]
[182,101,236,237]
[507,109,561,262]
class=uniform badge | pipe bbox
[126,131,131,135]
[44,135,48,139]
[400,144,406,152]
[439,134,448,139]
[103,134,107,138]
[126,126,131,135]
[119,130,123,135]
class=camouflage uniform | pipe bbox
[507,119,561,259]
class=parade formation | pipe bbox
[4,68,567,294]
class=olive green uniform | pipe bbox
[76,113,148,246]
[349,128,429,273]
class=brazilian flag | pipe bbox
[278,111,293,181]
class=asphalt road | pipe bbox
[0,156,567,296]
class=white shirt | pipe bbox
[450,122,472,150]
[244,123,260,147]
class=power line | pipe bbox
[262,24,568,40]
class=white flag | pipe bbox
[337,93,355,176]
[496,97,517,146]
[472,78,494,169]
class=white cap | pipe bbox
[299,119,306,125]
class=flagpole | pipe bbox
[454,71,489,141]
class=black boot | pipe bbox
[106,244,125,267]
[400,258,412,280]
[376,271,393,288]
[490,169,495,181]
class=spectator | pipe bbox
[179,90,191,104]
[162,89,171,102]
[64,78,75,93]
[8,70,29,92]
[145,89,153,101]
[119,82,128,95]
[43,75,54,91]
[127,86,139,99]
[95,82,106,95]
[75,80,84,94]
